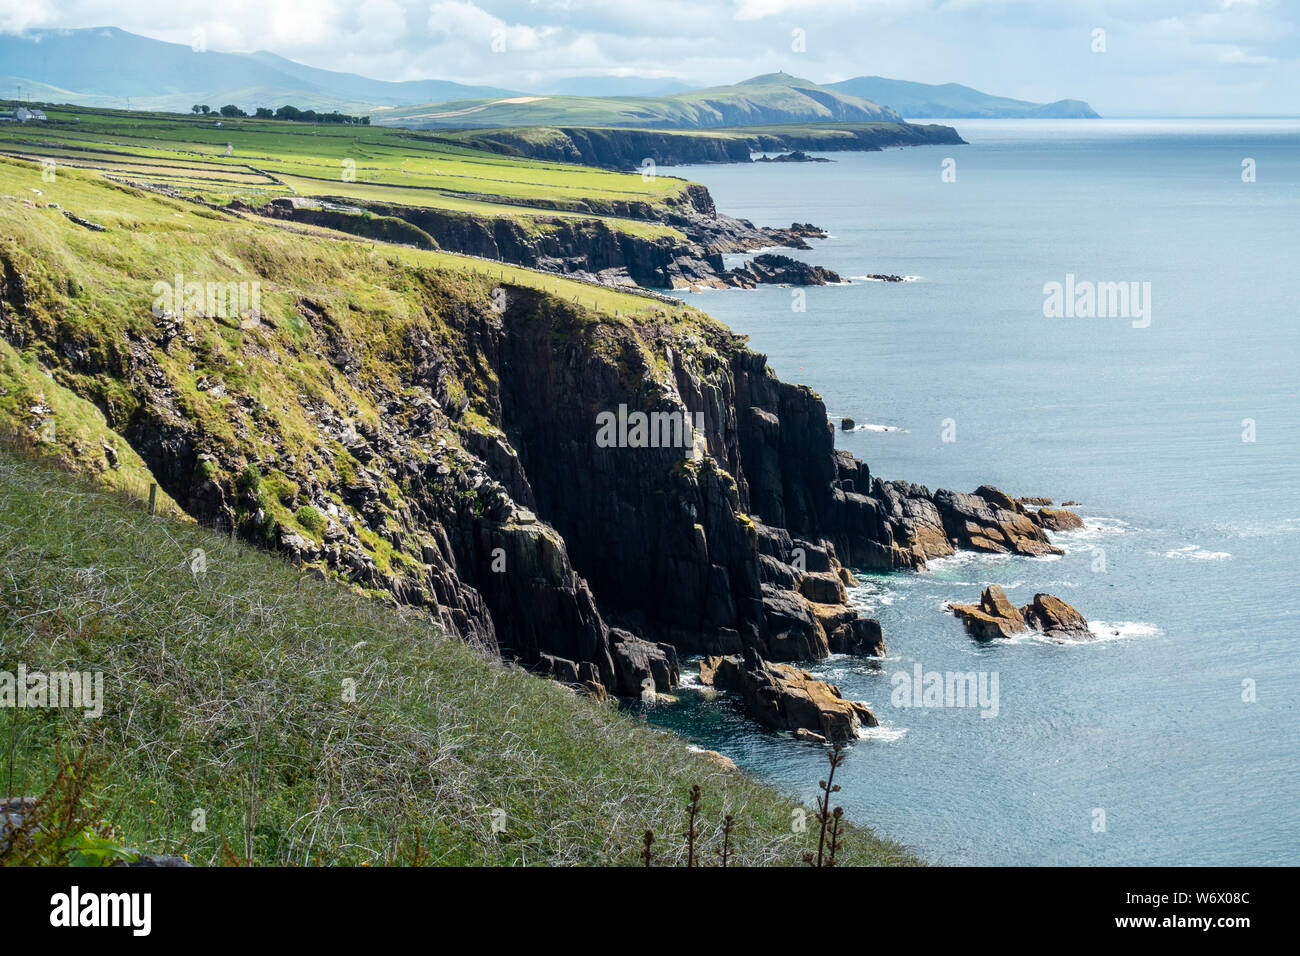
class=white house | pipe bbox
[15,107,47,122]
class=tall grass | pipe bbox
[0,451,918,866]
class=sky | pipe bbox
[1,0,1297,115]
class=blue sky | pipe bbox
[2,0,1297,115]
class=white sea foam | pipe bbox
[1226,517,1300,537]
[858,724,908,742]
[926,551,1016,573]
[847,274,922,283]
[1087,620,1162,641]
[1050,515,1132,553]
[1159,545,1231,561]
[848,581,904,609]
[997,619,1160,646]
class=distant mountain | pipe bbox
[541,76,694,97]
[376,72,902,129]
[0,27,515,113]
[827,76,1099,119]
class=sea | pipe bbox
[649,119,1300,865]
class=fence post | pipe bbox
[148,483,157,515]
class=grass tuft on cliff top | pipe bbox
[0,450,918,866]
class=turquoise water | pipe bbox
[654,120,1299,865]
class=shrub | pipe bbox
[235,463,261,500]
[295,504,326,537]
[193,458,218,484]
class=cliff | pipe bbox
[0,161,1063,707]
[259,193,825,291]
[457,122,966,171]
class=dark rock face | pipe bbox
[826,617,885,656]
[950,586,1091,641]
[609,629,681,697]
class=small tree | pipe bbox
[804,744,847,867]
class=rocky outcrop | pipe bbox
[1022,593,1091,638]
[950,586,1091,641]
[1033,507,1085,532]
[949,585,1030,640]
[693,748,738,771]
[725,253,842,287]
[459,124,966,171]
[262,193,833,292]
[755,151,831,163]
[823,474,1079,571]
[609,628,681,697]
[699,649,877,743]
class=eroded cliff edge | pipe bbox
[453,123,967,170]
[0,195,1060,704]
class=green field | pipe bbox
[0,103,694,240]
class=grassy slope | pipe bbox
[375,73,900,129]
[0,154,689,556]
[0,448,917,867]
[0,104,692,238]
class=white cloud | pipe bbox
[1217,46,1275,64]
[0,0,57,33]
[427,0,554,51]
